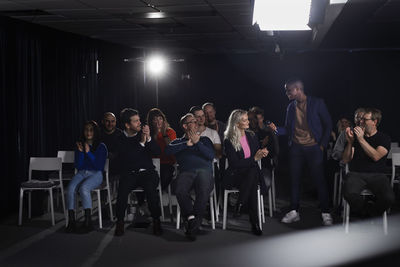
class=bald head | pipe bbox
[102,112,117,134]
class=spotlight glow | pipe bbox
[147,55,166,76]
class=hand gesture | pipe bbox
[345,127,355,144]
[353,126,365,141]
[141,125,150,143]
[254,148,269,161]
[268,122,277,133]
[189,130,200,144]
[76,142,84,152]
[84,142,90,153]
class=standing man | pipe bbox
[202,102,226,144]
[269,78,333,226]
[342,108,394,217]
[165,113,215,241]
[114,108,163,236]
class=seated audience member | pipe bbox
[248,106,280,168]
[100,112,123,175]
[342,108,395,217]
[332,108,364,162]
[65,120,107,233]
[147,108,177,190]
[165,113,215,241]
[114,108,163,237]
[224,109,268,236]
[202,102,226,144]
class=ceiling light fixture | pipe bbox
[252,0,312,31]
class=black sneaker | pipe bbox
[185,218,198,241]
[153,218,163,236]
[115,221,125,236]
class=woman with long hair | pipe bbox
[147,108,177,190]
[65,120,107,233]
[224,109,268,235]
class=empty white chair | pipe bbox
[19,157,65,226]
[57,150,76,180]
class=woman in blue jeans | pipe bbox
[65,120,107,233]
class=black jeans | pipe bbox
[172,168,214,220]
[116,169,161,221]
[344,172,395,216]
[289,143,330,212]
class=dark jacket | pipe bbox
[278,96,332,148]
[224,131,269,194]
[117,131,161,173]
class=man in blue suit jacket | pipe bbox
[270,78,333,226]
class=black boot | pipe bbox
[251,222,263,236]
[65,210,76,233]
[79,209,94,234]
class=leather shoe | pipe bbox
[114,220,125,236]
[251,223,262,236]
[233,203,243,218]
[153,218,163,236]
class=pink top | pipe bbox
[240,135,251,159]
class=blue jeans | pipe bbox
[173,168,214,219]
[67,170,103,210]
[289,143,329,212]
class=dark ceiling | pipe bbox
[1,0,400,55]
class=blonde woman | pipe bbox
[224,109,268,235]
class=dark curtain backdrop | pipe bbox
[0,16,140,219]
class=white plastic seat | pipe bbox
[92,159,113,228]
[18,157,66,226]
[57,150,76,180]
[129,158,165,221]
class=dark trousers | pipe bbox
[116,170,161,221]
[344,172,395,216]
[160,163,175,191]
[225,166,260,224]
[173,168,214,220]
[289,143,329,212]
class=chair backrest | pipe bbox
[387,147,400,159]
[57,150,74,163]
[152,158,160,176]
[29,157,62,180]
[391,142,399,148]
[391,153,400,187]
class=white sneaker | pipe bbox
[281,210,300,223]
[321,213,333,226]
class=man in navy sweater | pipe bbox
[114,108,162,236]
[269,78,333,226]
[165,113,215,241]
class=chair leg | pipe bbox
[210,196,215,230]
[158,186,165,221]
[107,188,114,222]
[257,187,262,230]
[176,204,181,229]
[268,188,273,218]
[345,202,350,234]
[271,169,276,211]
[222,190,228,230]
[261,194,265,223]
[97,191,102,229]
[333,172,338,206]
[59,186,66,224]
[168,185,173,219]
[18,188,24,226]
[28,191,31,219]
[383,211,388,235]
[49,189,55,226]
[213,189,219,222]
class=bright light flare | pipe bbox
[147,55,166,76]
[253,0,312,31]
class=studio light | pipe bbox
[253,0,312,31]
[147,55,166,76]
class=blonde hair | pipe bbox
[224,109,249,152]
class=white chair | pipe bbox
[390,142,399,148]
[92,159,113,229]
[57,150,75,180]
[129,158,165,221]
[18,157,65,226]
[391,153,400,188]
[222,160,268,230]
[175,190,216,230]
[387,147,400,160]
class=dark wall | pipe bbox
[1,14,399,219]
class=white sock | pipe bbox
[188,215,195,221]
